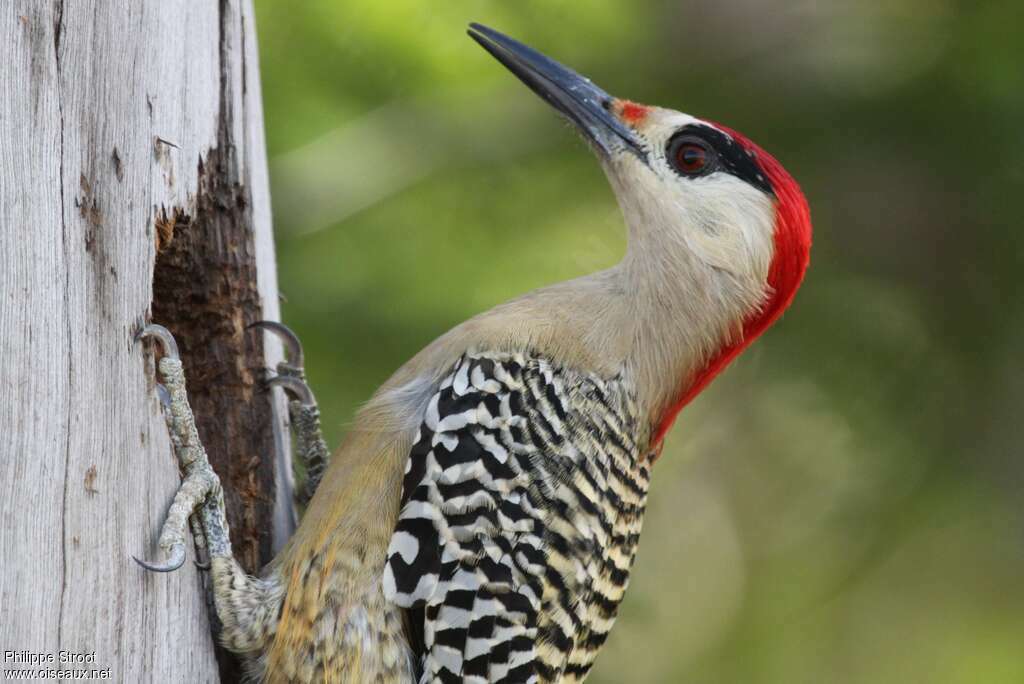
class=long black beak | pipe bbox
[468,23,646,161]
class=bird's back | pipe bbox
[385,350,651,682]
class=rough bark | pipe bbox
[0,1,290,680]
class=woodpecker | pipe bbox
[137,23,811,684]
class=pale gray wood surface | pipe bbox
[0,1,286,679]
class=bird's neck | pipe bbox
[616,227,767,442]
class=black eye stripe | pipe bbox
[665,124,773,195]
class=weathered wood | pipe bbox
[0,1,288,680]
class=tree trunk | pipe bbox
[0,1,291,680]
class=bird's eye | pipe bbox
[671,141,709,176]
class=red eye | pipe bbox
[673,142,708,175]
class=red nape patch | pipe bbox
[651,124,812,451]
[618,100,650,125]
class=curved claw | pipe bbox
[132,543,186,573]
[136,323,180,359]
[248,320,304,372]
[265,375,315,407]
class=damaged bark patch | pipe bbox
[151,145,276,578]
[153,205,190,254]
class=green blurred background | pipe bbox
[253,1,1024,682]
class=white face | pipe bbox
[602,106,777,292]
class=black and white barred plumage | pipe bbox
[383,351,652,683]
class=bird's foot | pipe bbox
[134,325,282,654]
[250,321,330,507]
[135,324,231,573]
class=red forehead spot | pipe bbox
[651,123,812,452]
[619,101,650,125]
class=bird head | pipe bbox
[469,24,812,446]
